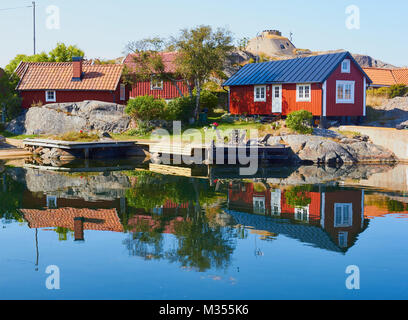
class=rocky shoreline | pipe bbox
[265,132,397,165]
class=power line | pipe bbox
[0,5,33,12]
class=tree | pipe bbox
[123,37,186,97]
[48,43,84,62]
[0,72,21,121]
[5,43,84,74]
[171,25,234,120]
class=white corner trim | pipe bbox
[322,81,327,117]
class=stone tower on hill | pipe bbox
[246,30,296,57]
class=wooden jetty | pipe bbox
[23,138,139,159]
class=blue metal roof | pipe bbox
[223,51,372,86]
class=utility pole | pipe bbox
[32,1,36,55]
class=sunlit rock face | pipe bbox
[266,134,396,165]
[6,100,131,135]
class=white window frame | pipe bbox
[150,77,163,90]
[45,90,56,102]
[295,206,310,222]
[341,59,351,73]
[336,80,355,104]
[334,203,353,227]
[253,196,266,215]
[254,85,266,102]
[46,195,58,209]
[296,84,311,102]
[120,84,126,101]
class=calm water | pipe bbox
[0,162,408,300]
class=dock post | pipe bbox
[84,148,90,159]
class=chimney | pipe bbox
[74,217,85,241]
[72,56,83,81]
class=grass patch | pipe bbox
[0,131,39,140]
[49,131,100,142]
[335,130,361,138]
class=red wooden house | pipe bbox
[123,52,190,100]
[227,181,367,252]
[223,52,372,121]
[15,57,128,108]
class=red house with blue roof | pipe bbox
[223,52,372,122]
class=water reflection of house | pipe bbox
[19,191,124,241]
[227,181,368,253]
[127,200,191,234]
[20,208,123,241]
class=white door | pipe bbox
[272,85,282,113]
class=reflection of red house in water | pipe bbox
[127,200,191,234]
[20,208,123,241]
[228,182,368,252]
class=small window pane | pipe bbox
[337,84,344,100]
[305,86,310,98]
[298,86,304,98]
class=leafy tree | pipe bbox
[123,37,186,97]
[48,43,84,62]
[171,25,234,119]
[0,72,21,121]
[237,37,250,50]
[5,43,84,74]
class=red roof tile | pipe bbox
[362,67,396,86]
[363,67,408,87]
[392,69,408,85]
[20,207,123,232]
[16,62,123,91]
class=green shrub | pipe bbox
[286,110,314,134]
[125,95,166,121]
[127,120,155,136]
[199,90,218,112]
[389,84,408,99]
[165,96,195,122]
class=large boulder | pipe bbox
[6,101,131,135]
[266,134,396,165]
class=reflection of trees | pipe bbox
[167,213,236,272]
[0,171,25,222]
[124,171,223,214]
[122,171,236,271]
[123,215,166,260]
[285,185,313,208]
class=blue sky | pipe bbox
[0,0,407,68]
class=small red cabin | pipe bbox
[15,58,128,109]
[123,52,191,100]
[223,52,372,120]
